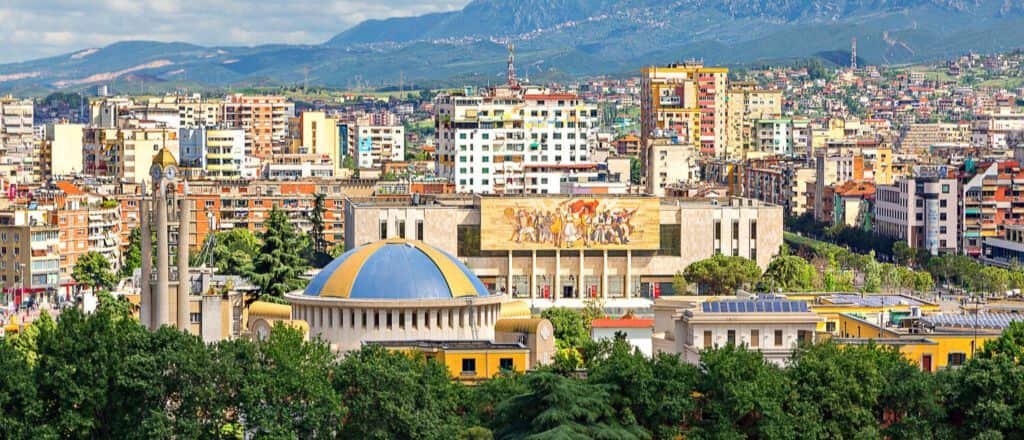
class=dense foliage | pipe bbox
[250,207,310,300]
[5,302,1024,439]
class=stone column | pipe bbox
[625,249,633,299]
[154,182,170,327]
[506,250,513,297]
[554,249,561,301]
[139,193,153,329]
[602,250,608,299]
[579,249,585,299]
[530,250,537,299]
[176,190,190,332]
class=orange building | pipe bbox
[222,94,295,159]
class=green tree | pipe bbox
[892,241,915,266]
[587,337,699,439]
[786,342,941,439]
[913,271,935,294]
[235,324,345,438]
[210,228,259,276]
[540,307,590,349]
[250,207,309,300]
[683,255,762,295]
[465,372,528,428]
[758,255,816,292]
[72,251,118,292]
[692,345,793,438]
[333,345,464,439]
[0,340,44,438]
[492,371,648,439]
[121,227,142,278]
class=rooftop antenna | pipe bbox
[507,43,519,88]
[851,37,857,70]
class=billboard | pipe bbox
[480,197,660,251]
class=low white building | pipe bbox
[652,297,821,366]
[591,317,654,357]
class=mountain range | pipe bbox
[3,0,1024,93]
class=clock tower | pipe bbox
[139,146,191,332]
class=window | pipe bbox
[750,221,757,239]
[825,321,837,332]
[948,352,967,367]
[750,330,759,348]
[379,220,388,239]
[658,225,681,256]
[416,220,424,240]
[942,184,950,194]
[703,330,713,348]
[386,312,393,329]
[461,358,477,375]
[774,330,783,347]
[732,220,739,240]
[727,330,736,345]
[374,311,380,329]
[499,358,514,371]
[397,220,406,239]
[189,313,201,324]
[457,225,482,257]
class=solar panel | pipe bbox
[700,299,810,314]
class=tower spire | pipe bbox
[507,43,518,88]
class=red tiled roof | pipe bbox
[591,317,654,329]
[55,181,85,196]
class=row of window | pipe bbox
[301,306,493,331]
[379,220,424,241]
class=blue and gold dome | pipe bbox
[304,239,490,300]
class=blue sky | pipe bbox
[0,0,470,63]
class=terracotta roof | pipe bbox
[591,317,654,329]
[54,181,84,195]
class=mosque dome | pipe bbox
[303,239,490,300]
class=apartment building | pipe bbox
[960,161,1024,257]
[646,139,700,197]
[355,125,404,169]
[0,210,60,306]
[0,97,35,183]
[641,63,728,157]
[753,118,810,157]
[874,171,959,255]
[971,108,1024,149]
[743,162,815,217]
[726,83,783,159]
[40,122,84,179]
[117,179,376,253]
[83,123,179,183]
[814,152,864,221]
[435,86,599,194]
[222,94,294,159]
[179,127,246,179]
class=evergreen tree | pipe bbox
[209,228,259,276]
[249,207,309,300]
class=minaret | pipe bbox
[850,38,857,70]
[139,185,153,329]
[176,184,190,332]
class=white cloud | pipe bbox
[0,0,471,63]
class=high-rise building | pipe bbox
[436,86,598,194]
[641,63,728,158]
[355,125,404,169]
[0,97,36,183]
[0,210,60,307]
[726,83,782,159]
[222,94,294,159]
[646,139,699,197]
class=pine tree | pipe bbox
[249,207,309,300]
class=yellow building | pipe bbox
[833,312,1001,372]
[788,293,941,334]
[299,111,341,174]
[378,340,530,383]
[641,63,728,157]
